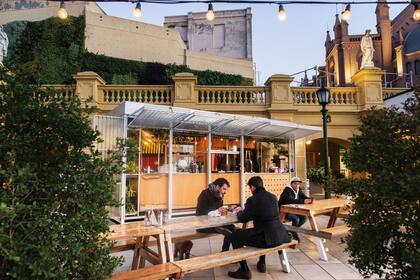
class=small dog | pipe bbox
[174,240,193,260]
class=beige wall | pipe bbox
[85,11,254,79]
[0,1,103,25]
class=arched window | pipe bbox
[406,62,412,74]
[415,60,420,75]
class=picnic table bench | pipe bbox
[111,240,298,280]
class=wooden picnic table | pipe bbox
[279,197,348,261]
[107,214,240,270]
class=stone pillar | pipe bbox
[265,74,295,120]
[351,67,384,110]
[395,45,404,77]
[172,72,197,108]
[295,138,307,184]
[73,71,106,106]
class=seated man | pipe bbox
[196,177,236,252]
[228,176,290,279]
[278,176,313,241]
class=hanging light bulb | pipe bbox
[133,2,142,18]
[277,4,286,21]
[57,1,68,20]
[342,4,351,22]
[206,3,215,21]
[413,1,420,21]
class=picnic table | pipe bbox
[279,197,349,261]
[107,214,240,270]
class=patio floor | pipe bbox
[111,215,379,280]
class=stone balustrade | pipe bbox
[196,86,267,105]
[98,85,172,105]
[291,87,358,105]
[40,85,76,100]
[382,88,407,99]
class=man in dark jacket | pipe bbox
[278,176,313,241]
[196,178,236,251]
[228,176,290,279]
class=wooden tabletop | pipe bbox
[280,198,348,215]
[107,222,164,241]
[157,214,239,233]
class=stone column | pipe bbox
[73,71,106,106]
[265,74,295,120]
[172,72,197,108]
[351,67,384,110]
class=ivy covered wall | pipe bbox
[4,16,253,86]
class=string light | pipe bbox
[342,4,351,21]
[133,2,142,18]
[278,4,286,21]
[413,0,420,21]
[206,3,215,21]
[57,1,68,19]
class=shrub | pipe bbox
[0,68,122,279]
[332,91,420,279]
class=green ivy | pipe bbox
[4,16,252,86]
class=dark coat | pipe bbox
[236,187,290,247]
[196,189,223,216]
[278,186,309,208]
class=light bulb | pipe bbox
[133,2,142,18]
[206,3,215,21]
[278,4,286,21]
[57,1,68,19]
[342,4,351,22]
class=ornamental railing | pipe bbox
[196,86,267,105]
[291,87,358,105]
[98,85,173,105]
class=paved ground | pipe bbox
[111,215,379,280]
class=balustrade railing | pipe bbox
[99,85,173,104]
[41,85,76,100]
[196,86,267,105]
[291,87,358,105]
[382,88,407,100]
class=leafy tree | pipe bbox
[333,91,420,279]
[0,68,122,279]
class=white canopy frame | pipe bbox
[102,102,322,223]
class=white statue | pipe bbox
[0,25,9,65]
[360,29,374,69]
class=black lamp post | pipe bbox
[316,86,331,199]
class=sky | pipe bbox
[97,1,408,85]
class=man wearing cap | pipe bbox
[278,176,313,241]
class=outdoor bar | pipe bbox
[94,102,321,223]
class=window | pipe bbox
[406,62,412,73]
[415,60,420,75]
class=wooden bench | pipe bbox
[319,224,350,237]
[111,240,298,279]
[111,263,181,280]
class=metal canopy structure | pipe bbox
[109,102,321,139]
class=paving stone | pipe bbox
[292,264,335,280]
[319,263,363,279]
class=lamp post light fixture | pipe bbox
[316,86,331,199]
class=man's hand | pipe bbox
[232,206,242,214]
[218,206,228,215]
[304,198,313,204]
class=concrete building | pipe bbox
[164,8,252,60]
[0,1,254,79]
[325,1,420,87]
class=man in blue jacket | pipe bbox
[278,176,313,241]
[228,176,290,279]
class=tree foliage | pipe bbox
[0,68,122,279]
[4,16,252,86]
[332,91,420,279]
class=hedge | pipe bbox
[4,16,253,86]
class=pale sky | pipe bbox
[98,2,408,85]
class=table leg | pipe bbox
[278,249,291,273]
[139,236,149,268]
[164,232,175,262]
[131,236,143,270]
[156,233,167,264]
[308,213,328,262]
[327,207,340,228]
[279,211,286,223]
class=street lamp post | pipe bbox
[316,86,331,199]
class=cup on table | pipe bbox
[219,206,229,216]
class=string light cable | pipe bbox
[51,0,419,22]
